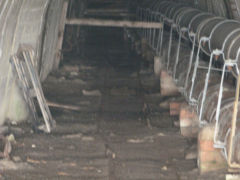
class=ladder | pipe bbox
[10,45,55,133]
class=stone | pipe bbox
[0,159,32,171]
[62,65,79,73]
[12,156,21,162]
[82,90,102,96]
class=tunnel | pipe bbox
[1,0,240,179]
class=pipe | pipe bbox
[209,20,240,53]
[137,0,240,169]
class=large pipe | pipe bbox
[153,1,240,65]
[138,0,240,166]
[209,20,240,53]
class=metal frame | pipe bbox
[137,0,240,169]
[10,45,55,133]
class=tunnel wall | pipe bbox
[0,0,65,125]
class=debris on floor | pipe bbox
[82,89,102,96]
[0,28,226,180]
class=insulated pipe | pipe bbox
[189,13,213,34]
[138,0,240,167]
[209,20,240,53]
[156,1,240,65]
[195,17,224,45]
[159,2,174,17]
[177,9,201,29]
[188,13,213,42]
[152,1,240,62]
[224,30,240,60]
[165,4,186,20]
[196,17,224,55]
[172,7,190,23]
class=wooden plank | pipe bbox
[65,18,163,29]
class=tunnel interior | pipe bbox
[2,0,240,179]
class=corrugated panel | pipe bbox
[0,0,64,125]
[40,0,65,81]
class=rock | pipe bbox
[79,65,94,70]
[73,79,87,85]
[0,159,32,171]
[70,71,78,77]
[62,133,82,139]
[185,151,197,160]
[127,136,154,144]
[7,134,15,143]
[127,138,145,144]
[12,156,21,162]
[159,101,169,109]
[174,121,180,127]
[157,133,165,137]
[161,166,168,171]
[81,136,95,141]
[62,65,79,73]
[226,174,240,180]
[58,77,66,82]
[105,145,116,159]
[82,90,102,96]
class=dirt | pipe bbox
[0,28,225,179]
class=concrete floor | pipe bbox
[0,28,225,179]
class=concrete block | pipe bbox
[154,56,162,78]
[179,104,199,138]
[170,101,183,116]
[160,70,179,96]
[198,124,227,174]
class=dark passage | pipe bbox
[2,28,225,179]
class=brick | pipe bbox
[198,124,227,174]
[200,162,227,174]
[179,104,199,137]
[198,140,215,152]
[199,151,225,163]
[169,102,181,116]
